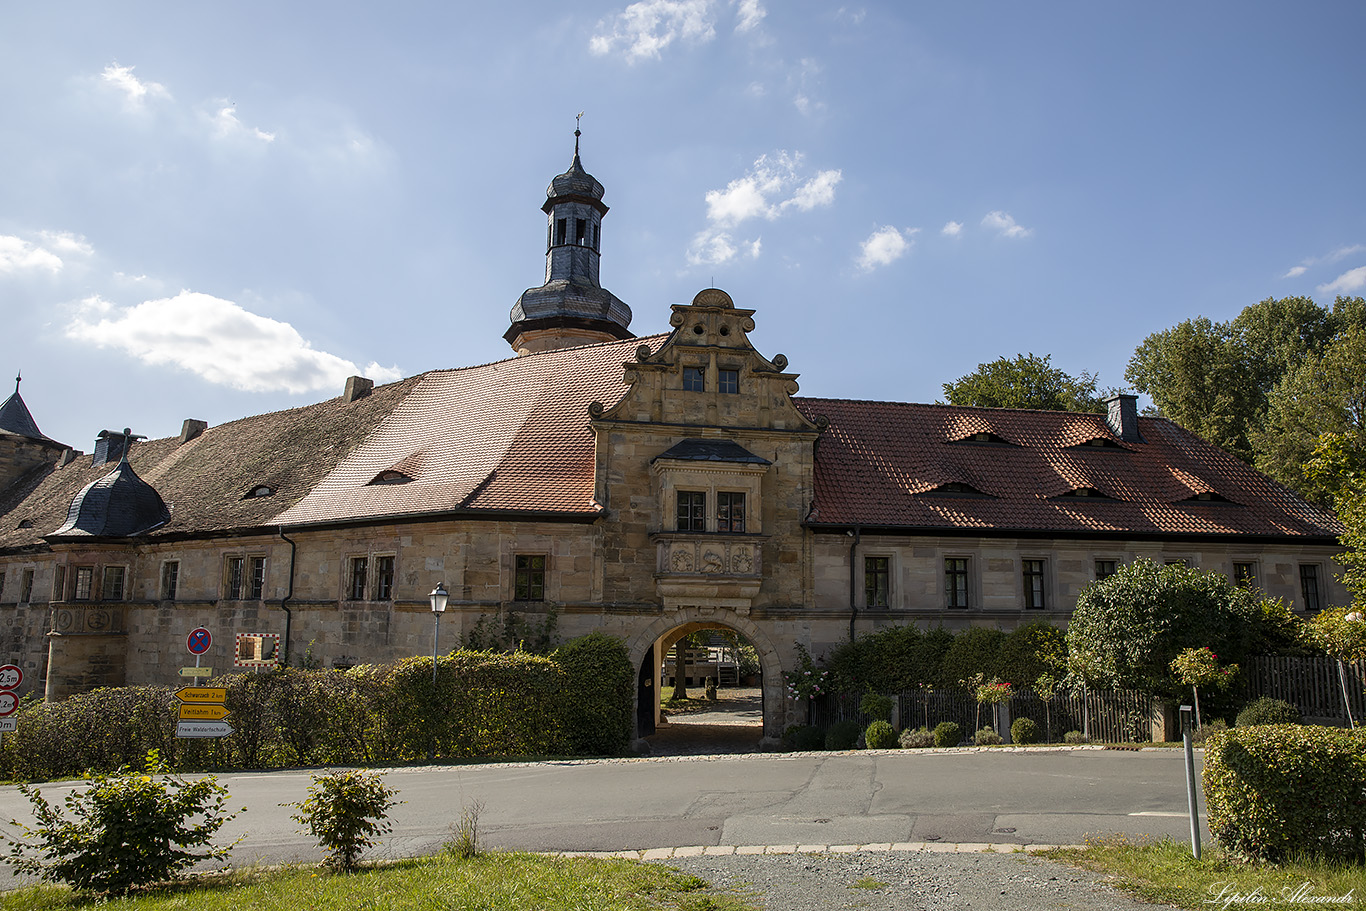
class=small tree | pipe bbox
[1034,673,1059,743]
[2,756,240,894]
[290,769,399,872]
[1169,646,1238,729]
[972,677,1012,736]
[1303,607,1366,728]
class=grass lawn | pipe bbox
[1048,836,1364,909]
[0,852,758,911]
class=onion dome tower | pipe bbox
[50,429,170,538]
[505,126,633,355]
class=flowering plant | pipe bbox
[784,644,829,700]
[975,680,1013,705]
[1170,646,1238,729]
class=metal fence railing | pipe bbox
[1246,656,1365,724]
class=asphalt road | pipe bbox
[0,746,1206,885]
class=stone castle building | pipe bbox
[0,139,1346,745]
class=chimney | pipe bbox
[92,429,127,467]
[58,448,80,468]
[343,376,373,403]
[1104,394,1143,443]
[179,419,208,444]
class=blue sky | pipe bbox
[3,1,1364,450]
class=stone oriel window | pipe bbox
[101,566,126,601]
[375,555,395,601]
[718,368,739,394]
[348,557,368,601]
[945,557,970,609]
[677,491,706,531]
[682,366,705,392]
[1300,564,1321,612]
[73,566,94,601]
[515,555,546,602]
[162,561,179,601]
[225,557,245,600]
[1022,559,1047,610]
[865,556,890,608]
[717,492,745,533]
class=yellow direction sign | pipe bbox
[179,704,231,721]
[175,686,227,704]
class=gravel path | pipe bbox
[656,850,1160,910]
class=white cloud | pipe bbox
[0,235,64,275]
[689,152,841,265]
[590,0,718,61]
[1284,244,1366,280]
[1283,265,1308,278]
[209,104,276,143]
[100,64,170,110]
[735,0,766,32]
[39,231,94,257]
[66,291,401,394]
[982,210,1032,239]
[1318,266,1366,296]
[857,226,916,271]
[941,221,963,237]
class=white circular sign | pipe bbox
[0,665,21,690]
[0,691,18,716]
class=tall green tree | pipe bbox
[941,353,1107,413]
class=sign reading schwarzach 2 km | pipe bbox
[174,686,232,739]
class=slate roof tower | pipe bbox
[506,127,633,355]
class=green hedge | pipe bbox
[0,635,636,782]
[1203,725,1366,862]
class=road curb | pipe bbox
[552,841,1085,860]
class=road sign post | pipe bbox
[174,685,232,739]
[0,664,21,745]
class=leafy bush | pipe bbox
[553,632,634,755]
[1235,697,1302,727]
[823,624,952,692]
[1203,725,1366,861]
[1064,730,1088,744]
[941,627,1006,687]
[975,726,1003,746]
[933,721,961,748]
[865,720,897,749]
[859,692,894,721]
[1010,717,1041,745]
[825,719,863,750]
[290,769,399,872]
[784,724,826,752]
[1192,719,1228,747]
[998,622,1067,687]
[899,727,934,748]
[1,758,240,894]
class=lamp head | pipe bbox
[429,583,449,613]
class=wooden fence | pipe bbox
[1245,656,1365,724]
[811,686,1159,744]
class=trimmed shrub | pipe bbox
[1063,730,1088,744]
[784,724,826,752]
[1192,719,1228,747]
[1203,725,1366,862]
[825,719,863,750]
[932,721,961,748]
[865,720,897,749]
[1235,696,1302,728]
[898,727,934,749]
[859,692,894,722]
[290,769,398,872]
[998,622,1066,687]
[975,726,1002,746]
[1010,717,1041,745]
[553,632,634,755]
[940,627,1006,687]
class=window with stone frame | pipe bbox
[718,368,739,394]
[225,556,245,600]
[73,566,94,601]
[20,569,33,604]
[1300,564,1322,612]
[0,572,5,601]
[945,557,970,609]
[348,556,368,600]
[682,366,705,392]
[249,556,267,600]
[101,565,125,601]
[677,490,706,532]
[515,554,546,601]
[1233,562,1258,589]
[53,564,66,601]
[375,555,396,601]
[717,491,746,533]
[865,556,890,608]
[1022,559,1047,610]
[1095,559,1118,581]
[161,561,179,601]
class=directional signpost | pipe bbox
[174,685,232,739]
[0,664,21,738]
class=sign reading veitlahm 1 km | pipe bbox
[174,686,232,739]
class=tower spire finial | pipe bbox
[575,111,584,157]
[14,371,19,395]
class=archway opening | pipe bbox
[641,622,765,756]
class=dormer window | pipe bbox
[949,431,1014,445]
[16,519,32,529]
[923,481,993,497]
[245,485,274,498]
[1074,437,1124,450]
[368,470,412,485]
[1184,491,1234,504]
[1057,487,1115,500]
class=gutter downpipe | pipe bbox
[848,526,861,642]
[279,527,296,667]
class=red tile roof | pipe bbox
[794,398,1341,540]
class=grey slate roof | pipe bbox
[0,389,56,444]
[50,455,170,538]
[653,439,772,465]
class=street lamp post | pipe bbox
[429,583,448,761]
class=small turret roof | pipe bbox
[0,375,57,444]
[546,130,606,204]
[50,440,171,538]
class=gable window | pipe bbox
[515,555,545,601]
[53,565,66,601]
[717,492,746,533]
[376,556,395,601]
[162,562,179,601]
[677,491,706,532]
[1095,560,1117,581]
[945,557,970,608]
[249,556,267,600]
[1300,564,1321,612]
[1233,562,1257,589]
[348,557,368,601]
[225,557,245,600]
[20,569,33,603]
[73,566,93,601]
[1022,559,1046,610]
[102,566,125,601]
[865,556,890,608]
[682,367,705,392]
[718,369,739,394]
